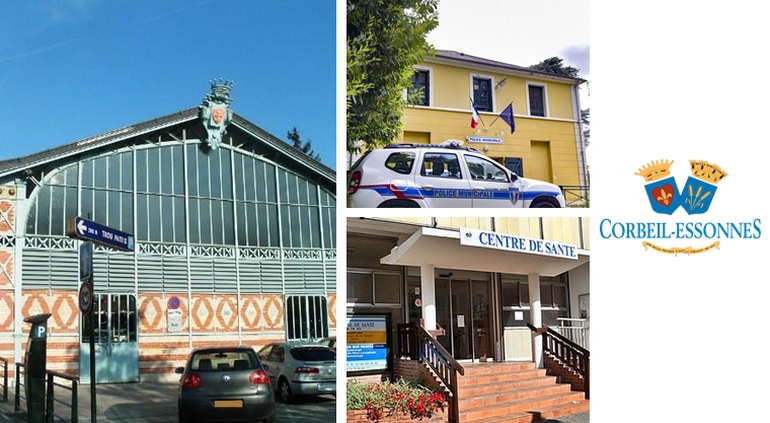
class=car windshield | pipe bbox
[290,346,335,361]
[191,349,259,371]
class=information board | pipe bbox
[346,315,389,373]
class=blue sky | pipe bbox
[0,0,337,168]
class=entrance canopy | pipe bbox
[380,227,589,277]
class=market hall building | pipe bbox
[0,82,336,383]
[346,217,590,422]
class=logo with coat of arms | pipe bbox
[635,159,728,215]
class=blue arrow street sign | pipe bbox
[68,216,135,252]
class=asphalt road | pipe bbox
[0,381,336,423]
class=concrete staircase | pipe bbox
[454,361,589,423]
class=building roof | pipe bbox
[432,50,586,84]
[0,107,335,190]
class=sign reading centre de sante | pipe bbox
[460,227,578,260]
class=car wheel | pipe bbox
[377,199,420,208]
[278,378,293,403]
[263,414,275,423]
[531,199,557,208]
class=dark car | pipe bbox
[176,346,275,423]
[257,342,336,403]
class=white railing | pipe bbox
[555,318,590,350]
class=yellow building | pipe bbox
[403,50,588,205]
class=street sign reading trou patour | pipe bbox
[67,216,135,252]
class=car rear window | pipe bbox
[290,346,336,361]
[384,152,415,175]
[191,349,260,371]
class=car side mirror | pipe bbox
[175,367,185,374]
[510,172,518,182]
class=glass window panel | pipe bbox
[253,160,266,202]
[65,165,79,186]
[299,207,311,247]
[148,148,160,193]
[174,196,186,243]
[93,189,107,224]
[186,145,198,197]
[162,195,173,243]
[121,151,133,191]
[541,284,554,306]
[267,204,279,247]
[374,273,401,304]
[188,198,199,244]
[501,281,520,306]
[502,310,530,327]
[256,203,267,247]
[210,150,222,199]
[94,157,108,189]
[309,209,320,248]
[265,164,277,203]
[122,192,133,234]
[108,154,121,190]
[519,283,530,306]
[281,206,291,247]
[553,284,567,308]
[291,206,302,247]
[108,190,121,229]
[286,171,299,204]
[199,199,211,244]
[220,150,232,199]
[211,200,223,245]
[222,201,234,245]
[26,202,37,234]
[172,145,184,195]
[347,273,373,304]
[137,194,148,241]
[322,207,335,248]
[308,182,318,205]
[81,160,93,188]
[246,202,258,246]
[148,195,161,242]
[50,186,64,236]
[80,188,93,222]
[136,149,147,193]
[243,158,255,201]
[49,170,64,186]
[233,155,245,201]
[197,150,210,198]
[161,147,173,195]
[235,202,247,246]
[65,187,78,226]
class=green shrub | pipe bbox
[347,378,447,422]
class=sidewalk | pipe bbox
[0,381,178,423]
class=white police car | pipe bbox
[347,142,566,208]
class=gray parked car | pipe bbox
[176,346,275,423]
[257,342,336,403]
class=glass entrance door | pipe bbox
[433,276,492,361]
[80,293,139,383]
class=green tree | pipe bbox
[287,127,321,161]
[347,0,439,153]
[530,57,580,78]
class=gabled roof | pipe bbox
[0,107,335,190]
[430,50,586,84]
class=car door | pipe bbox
[416,152,473,207]
[258,345,282,387]
[463,154,523,208]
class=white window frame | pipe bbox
[470,73,496,112]
[525,81,549,117]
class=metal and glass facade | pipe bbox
[0,109,336,382]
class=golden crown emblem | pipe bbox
[689,160,728,184]
[634,159,674,182]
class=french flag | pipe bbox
[471,101,480,129]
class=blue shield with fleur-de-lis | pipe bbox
[681,177,716,215]
[644,176,680,215]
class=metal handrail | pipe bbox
[13,363,79,422]
[560,185,590,208]
[529,323,590,399]
[398,323,464,423]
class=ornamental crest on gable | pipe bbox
[199,79,234,150]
